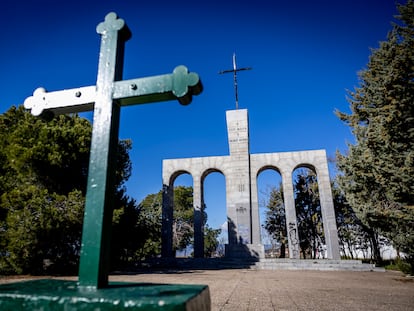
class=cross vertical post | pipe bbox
[219,53,252,109]
[77,12,130,289]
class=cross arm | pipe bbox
[23,66,202,117]
[24,86,96,117]
[114,65,202,106]
[219,67,252,74]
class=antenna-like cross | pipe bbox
[219,53,251,109]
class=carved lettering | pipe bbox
[288,222,299,258]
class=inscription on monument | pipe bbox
[288,222,299,258]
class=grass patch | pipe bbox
[384,259,412,275]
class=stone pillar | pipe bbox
[161,183,174,258]
[193,175,204,258]
[249,172,261,245]
[316,153,341,260]
[225,110,251,244]
[281,170,300,259]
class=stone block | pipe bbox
[0,279,210,310]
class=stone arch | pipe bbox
[256,166,285,257]
[162,164,228,258]
[173,171,195,257]
[292,163,316,174]
[290,160,340,260]
[200,168,226,219]
[292,164,325,258]
[161,169,195,258]
[168,169,192,187]
[200,168,227,256]
[257,165,282,177]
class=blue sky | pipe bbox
[1,1,399,231]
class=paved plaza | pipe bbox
[1,269,413,310]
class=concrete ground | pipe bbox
[1,269,413,310]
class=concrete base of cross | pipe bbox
[0,279,210,310]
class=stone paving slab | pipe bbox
[1,269,413,310]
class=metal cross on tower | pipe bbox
[219,53,252,109]
[24,12,202,289]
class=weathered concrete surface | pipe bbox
[2,270,413,310]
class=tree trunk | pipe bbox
[368,229,382,265]
[346,238,354,259]
[279,242,286,258]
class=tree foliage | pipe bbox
[332,179,384,260]
[172,186,195,252]
[294,169,324,259]
[336,1,414,271]
[136,185,219,258]
[204,225,221,257]
[264,169,324,259]
[263,171,381,260]
[124,190,164,261]
[0,106,133,274]
[263,183,287,257]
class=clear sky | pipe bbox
[1,0,399,232]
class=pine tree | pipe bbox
[336,1,414,271]
[264,169,324,259]
[263,183,287,257]
[294,170,324,259]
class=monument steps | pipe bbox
[139,257,259,270]
[253,258,385,272]
[138,257,384,272]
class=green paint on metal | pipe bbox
[77,11,126,289]
[0,279,210,310]
[23,12,202,290]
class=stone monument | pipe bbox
[162,111,340,260]
[0,12,210,310]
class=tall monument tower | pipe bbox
[226,109,251,244]
[224,109,263,257]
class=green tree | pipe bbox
[263,169,324,259]
[0,106,133,274]
[134,185,203,258]
[336,1,414,271]
[332,180,378,260]
[124,190,164,261]
[263,183,287,258]
[294,169,324,259]
[204,225,221,257]
[172,186,195,252]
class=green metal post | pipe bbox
[78,12,129,288]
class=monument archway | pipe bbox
[162,109,340,260]
[202,170,227,236]
[162,162,229,258]
[168,172,194,257]
[256,167,285,256]
[291,165,326,259]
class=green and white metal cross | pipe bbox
[24,12,202,289]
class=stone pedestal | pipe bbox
[225,243,265,259]
[0,279,210,310]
